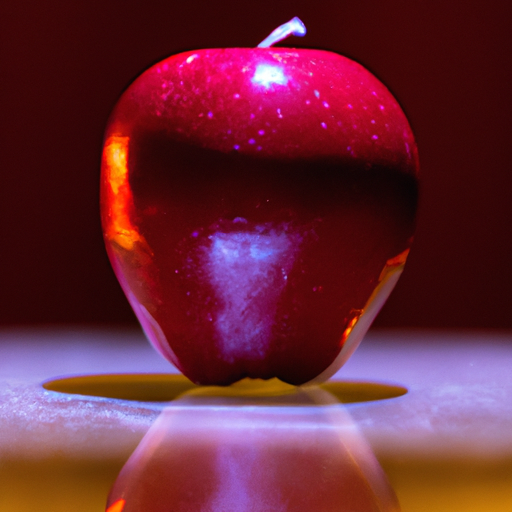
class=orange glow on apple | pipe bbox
[340,312,362,346]
[106,498,126,512]
[384,248,410,270]
[103,135,147,251]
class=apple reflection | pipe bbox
[106,381,400,511]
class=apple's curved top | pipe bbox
[107,47,419,177]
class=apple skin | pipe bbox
[101,48,419,386]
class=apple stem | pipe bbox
[257,17,307,48]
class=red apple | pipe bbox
[101,32,419,385]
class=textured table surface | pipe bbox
[1,328,511,511]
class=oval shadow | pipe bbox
[43,374,407,404]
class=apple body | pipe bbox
[101,48,419,385]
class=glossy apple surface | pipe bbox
[101,48,419,385]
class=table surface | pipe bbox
[1,328,512,511]
[1,327,511,461]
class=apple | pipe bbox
[101,20,419,385]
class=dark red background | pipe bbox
[1,0,511,328]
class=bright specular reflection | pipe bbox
[106,381,401,511]
[206,228,300,362]
[251,64,288,88]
